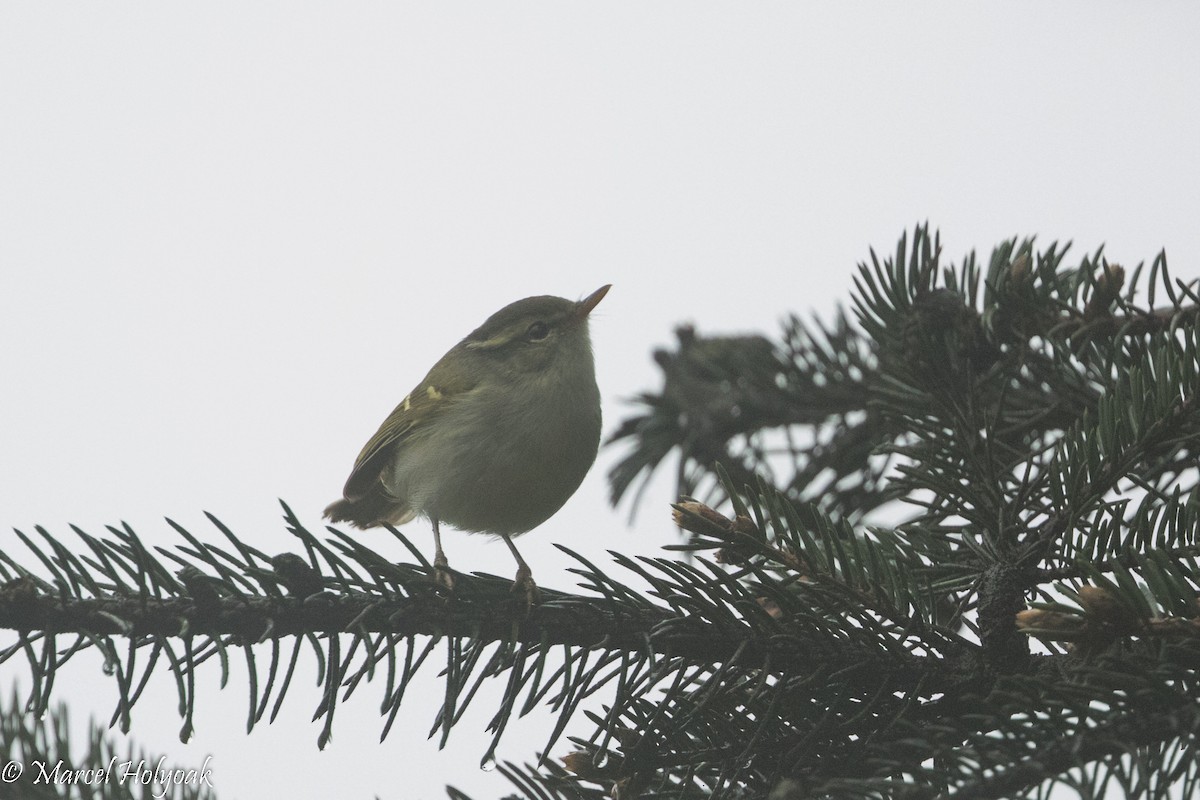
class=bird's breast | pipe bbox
[384,375,601,535]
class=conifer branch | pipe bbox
[4,227,1199,799]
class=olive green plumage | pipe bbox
[324,285,609,596]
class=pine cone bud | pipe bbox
[1015,608,1085,641]
[1076,584,1141,632]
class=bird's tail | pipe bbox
[323,496,414,529]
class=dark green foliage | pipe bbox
[2,226,1198,799]
[0,687,215,799]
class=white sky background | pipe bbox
[2,3,1199,798]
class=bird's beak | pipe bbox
[574,284,611,321]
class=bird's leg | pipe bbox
[500,533,539,608]
[431,518,454,592]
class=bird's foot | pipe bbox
[432,553,455,593]
[512,564,539,611]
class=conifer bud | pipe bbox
[1015,608,1084,641]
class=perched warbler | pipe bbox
[324,285,609,599]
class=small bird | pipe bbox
[324,285,609,601]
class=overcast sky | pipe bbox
[2,4,1198,799]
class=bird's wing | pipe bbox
[341,360,478,501]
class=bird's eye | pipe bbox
[526,321,550,341]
